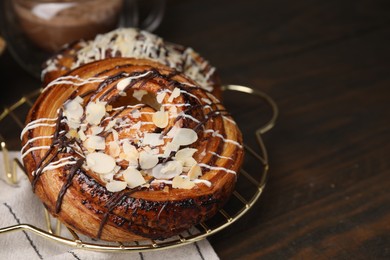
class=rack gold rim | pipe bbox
[0,85,277,252]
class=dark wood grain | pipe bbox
[1,0,390,259]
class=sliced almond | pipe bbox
[152,161,183,179]
[152,110,169,128]
[123,167,146,188]
[174,148,198,161]
[86,152,116,174]
[117,77,132,91]
[188,164,202,180]
[90,126,104,135]
[169,105,178,117]
[143,133,164,146]
[112,129,119,141]
[122,141,139,166]
[131,109,141,118]
[166,125,180,138]
[139,151,159,169]
[106,180,127,192]
[156,91,166,104]
[84,135,105,150]
[104,119,117,131]
[168,87,181,102]
[78,129,87,141]
[171,128,198,146]
[85,100,106,125]
[133,89,148,101]
[163,142,180,158]
[63,98,83,126]
[172,175,195,189]
[122,140,138,155]
[182,157,197,168]
[108,141,120,157]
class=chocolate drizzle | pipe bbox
[55,158,85,214]
[32,109,66,192]
[193,109,230,132]
[96,177,155,239]
[31,146,56,192]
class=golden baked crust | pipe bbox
[22,58,243,241]
[42,28,221,98]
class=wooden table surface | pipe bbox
[1,0,390,259]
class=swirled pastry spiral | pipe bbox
[21,58,243,241]
[42,28,221,98]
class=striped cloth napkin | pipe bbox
[0,151,219,260]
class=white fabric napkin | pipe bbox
[0,151,219,260]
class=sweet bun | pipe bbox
[22,58,243,241]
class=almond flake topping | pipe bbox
[171,128,198,146]
[133,89,148,101]
[78,129,87,141]
[108,141,120,157]
[131,109,141,118]
[174,148,198,161]
[139,150,159,169]
[172,175,195,189]
[152,110,169,128]
[85,100,106,125]
[163,142,180,157]
[121,141,139,165]
[106,180,127,192]
[84,135,105,150]
[123,167,146,188]
[63,97,84,128]
[156,91,166,103]
[188,164,202,180]
[86,152,116,174]
[143,133,164,146]
[116,77,132,91]
[104,119,117,131]
[152,161,183,179]
[168,87,180,102]
[90,126,104,135]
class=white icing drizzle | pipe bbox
[172,112,200,123]
[198,163,237,175]
[151,177,212,187]
[21,135,54,154]
[162,103,191,108]
[203,129,243,148]
[193,179,212,187]
[43,75,107,92]
[21,117,57,139]
[151,179,173,185]
[22,146,51,159]
[222,116,237,125]
[179,90,201,102]
[20,122,56,140]
[34,156,76,175]
[116,71,153,91]
[208,151,233,161]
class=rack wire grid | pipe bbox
[0,84,278,252]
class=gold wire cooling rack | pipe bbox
[0,85,278,252]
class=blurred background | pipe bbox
[1,0,390,258]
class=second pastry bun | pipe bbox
[42,28,221,98]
